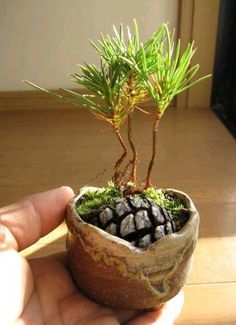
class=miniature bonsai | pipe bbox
[25,21,208,309]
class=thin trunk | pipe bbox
[127,114,138,186]
[145,111,162,189]
[113,126,128,187]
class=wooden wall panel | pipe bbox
[177,0,220,108]
[0,89,156,111]
[176,0,194,108]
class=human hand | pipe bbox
[0,186,184,325]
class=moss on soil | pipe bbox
[76,182,187,222]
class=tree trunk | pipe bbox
[113,126,128,187]
[127,114,138,186]
[145,111,162,189]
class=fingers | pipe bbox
[125,291,184,325]
[155,291,184,325]
[29,255,119,325]
[0,247,34,324]
[0,186,74,251]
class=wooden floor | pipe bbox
[1,106,236,324]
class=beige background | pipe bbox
[0,0,178,91]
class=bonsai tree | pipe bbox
[25,21,208,310]
[25,21,209,193]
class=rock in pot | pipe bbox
[66,187,199,310]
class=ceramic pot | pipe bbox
[66,187,199,310]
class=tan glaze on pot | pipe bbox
[66,187,199,310]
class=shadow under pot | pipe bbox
[66,187,199,310]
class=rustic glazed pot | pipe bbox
[66,187,199,310]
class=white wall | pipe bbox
[0,0,178,91]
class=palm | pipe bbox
[23,254,166,325]
[21,254,121,325]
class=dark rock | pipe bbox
[83,193,180,249]
[87,214,100,227]
[151,205,165,224]
[154,225,165,240]
[105,223,117,236]
[129,197,149,209]
[120,214,135,237]
[161,207,172,222]
[135,210,152,230]
[99,207,113,226]
[138,234,152,248]
[165,221,173,234]
[115,201,132,217]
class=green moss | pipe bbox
[76,183,121,219]
[76,182,187,222]
[141,187,186,220]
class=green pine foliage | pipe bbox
[25,20,210,190]
[25,20,209,126]
[131,23,210,113]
